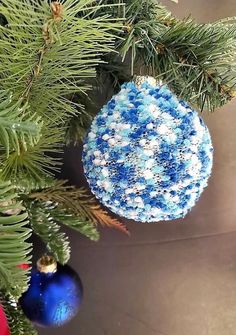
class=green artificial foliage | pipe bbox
[27,180,129,236]
[0,92,42,157]
[84,0,236,113]
[28,201,72,264]
[0,293,37,335]
[0,0,236,333]
[0,180,32,300]
[0,0,122,185]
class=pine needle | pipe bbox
[91,207,130,235]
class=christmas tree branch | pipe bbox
[28,202,71,264]
[0,293,37,335]
[0,0,122,185]
[25,197,100,243]
[28,180,129,235]
[50,208,100,241]
[0,180,32,299]
[92,0,236,112]
[0,123,63,184]
[20,2,63,101]
[0,92,42,157]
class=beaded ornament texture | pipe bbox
[82,79,213,222]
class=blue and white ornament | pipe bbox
[82,76,213,222]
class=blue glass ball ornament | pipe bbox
[82,76,213,222]
[19,256,83,327]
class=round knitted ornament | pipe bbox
[82,76,213,222]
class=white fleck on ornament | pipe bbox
[94,150,101,157]
[144,170,154,180]
[101,168,109,177]
[108,138,116,146]
[139,139,147,146]
[102,134,110,141]
[146,123,154,129]
[93,159,101,166]
[157,124,169,135]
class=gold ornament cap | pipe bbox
[134,75,162,88]
[37,255,57,274]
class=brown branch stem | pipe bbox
[21,2,63,101]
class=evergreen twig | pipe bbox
[29,202,71,264]
[0,180,32,299]
[93,0,236,111]
[0,293,37,335]
[29,180,129,235]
